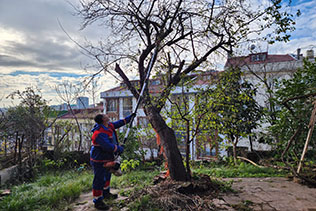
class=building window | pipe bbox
[203,75,211,80]
[138,117,149,127]
[175,131,186,156]
[196,133,219,159]
[151,80,161,85]
[123,97,133,116]
[251,53,266,62]
[107,99,118,112]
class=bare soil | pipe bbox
[68,177,316,211]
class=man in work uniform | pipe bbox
[91,113,135,210]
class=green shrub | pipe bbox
[121,159,140,172]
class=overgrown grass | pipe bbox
[111,169,159,197]
[0,170,93,211]
[0,168,159,211]
[193,161,287,178]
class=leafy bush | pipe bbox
[37,151,90,172]
[121,159,140,172]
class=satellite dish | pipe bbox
[249,44,256,51]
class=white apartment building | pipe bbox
[225,49,314,152]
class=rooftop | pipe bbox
[58,105,103,119]
[225,52,296,68]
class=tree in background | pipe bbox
[50,120,74,160]
[55,81,83,151]
[209,68,263,163]
[136,123,158,162]
[164,75,218,177]
[76,0,298,181]
[269,60,316,164]
[0,107,9,158]
[6,87,52,179]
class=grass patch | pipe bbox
[111,169,159,190]
[193,161,287,178]
[0,167,159,211]
[0,170,93,211]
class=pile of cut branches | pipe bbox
[125,174,232,210]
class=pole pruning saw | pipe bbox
[107,47,159,176]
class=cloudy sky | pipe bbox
[0,0,315,108]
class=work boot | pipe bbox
[103,192,118,200]
[94,200,109,210]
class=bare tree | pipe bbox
[55,82,83,151]
[75,0,297,181]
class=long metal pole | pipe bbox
[123,47,158,144]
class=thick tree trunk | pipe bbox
[145,106,188,181]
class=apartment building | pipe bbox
[225,49,314,151]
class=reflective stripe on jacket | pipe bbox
[90,115,132,162]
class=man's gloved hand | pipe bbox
[116,145,124,154]
[131,112,136,118]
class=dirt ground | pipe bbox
[68,177,316,211]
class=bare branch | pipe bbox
[115,64,140,99]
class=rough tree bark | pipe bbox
[145,105,188,181]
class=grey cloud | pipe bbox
[0,0,103,72]
[0,0,79,35]
[2,38,85,69]
[0,54,35,67]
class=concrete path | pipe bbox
[221,177,316,211]
[70,189,127,211]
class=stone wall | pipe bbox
[0,164,19,186]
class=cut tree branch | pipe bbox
[115,64,140,99]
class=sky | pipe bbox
[0,0,315,108]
